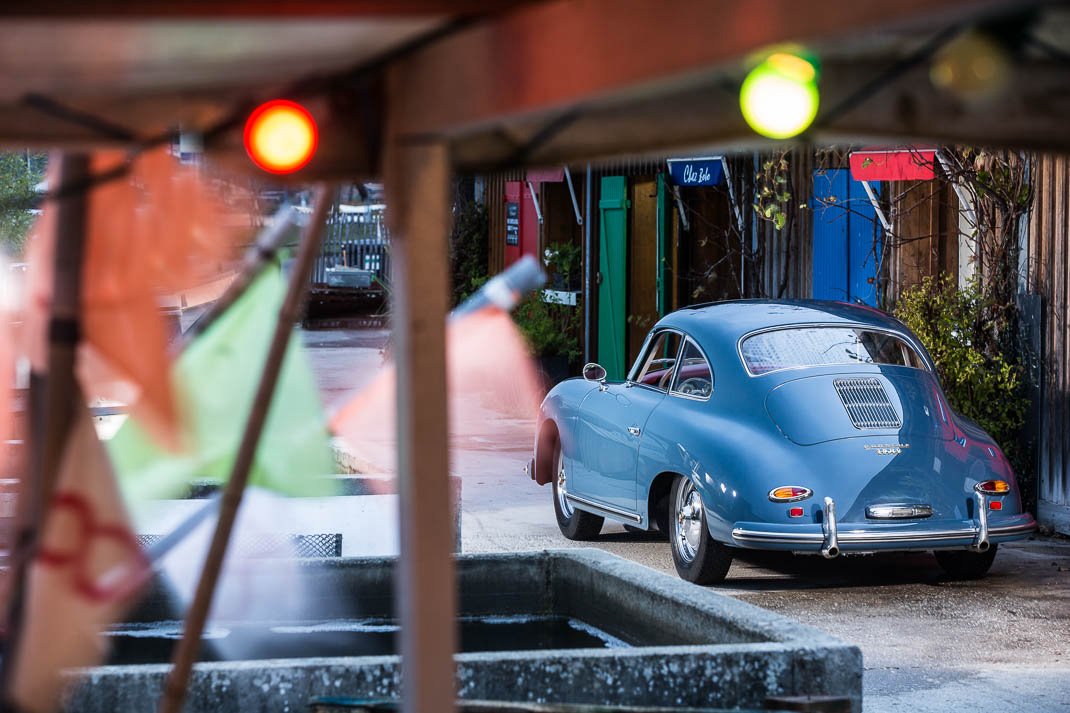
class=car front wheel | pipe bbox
[551,445,603,540]
[935,545,998,580]
[669,476,733,584]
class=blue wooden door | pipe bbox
[811,169,881,306]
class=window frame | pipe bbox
[736,323,934,378]
[627,328,685,392]
[668,337,714,401]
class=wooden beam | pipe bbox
[444,57,1070,170]
[385,69,456,713]
[0,1,532,17]
[390,0,1032,140]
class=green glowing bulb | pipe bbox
[740,53,820,139]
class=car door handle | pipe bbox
[627,426,641,437]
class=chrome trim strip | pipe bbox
[866,504,933,519]
[733,527,974,545]
[565,493,642,523]
[732,529,824,543]
[733,518,1037,546]
[841,529,976,543]
[990,522,1037,537]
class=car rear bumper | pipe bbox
[730,504,1036,554]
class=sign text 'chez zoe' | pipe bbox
[666,157,725,187]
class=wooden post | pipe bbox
[384,135,456,712]
[0,152,90,699]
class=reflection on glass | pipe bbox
[741,327,926,375]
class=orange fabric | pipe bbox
[22,203,56,374]
[10,409,146,713]
[80,149,241,444]
[330,307,544,474]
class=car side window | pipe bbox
[631,331,683,391]
[670,339,713,399]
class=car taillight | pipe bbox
[989,500,1003,511]
[975,480,1010,495]
[788,506,805,518]
[769,486,813,502]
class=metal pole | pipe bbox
[564,166,582,226]
[0,153,89,703]
[859,180,892,233]
[583,163,592,364]
[526,180,543,225]
[158,184,334,713]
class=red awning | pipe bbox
[849,148,937,181]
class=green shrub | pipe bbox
[513,242,583,364]
[513,294,582,363]
[894,274,1031,488]
[449,200,489,307]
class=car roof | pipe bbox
[656,299,911,346]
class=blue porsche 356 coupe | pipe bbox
[530,301,1036,584]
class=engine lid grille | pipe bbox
[834,378,902,429]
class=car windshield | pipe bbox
[740,326,927,375]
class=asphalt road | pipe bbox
[306,328,1070,713]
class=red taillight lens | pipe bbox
[989,500,1003,511]
[769,486,813,502]
[788,506,804,518]
[975,480,1010,495]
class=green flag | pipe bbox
[109,266,336,502]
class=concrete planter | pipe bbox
[68,550,861,712]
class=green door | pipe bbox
[598,176,629,380]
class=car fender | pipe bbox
[534,378,600,485]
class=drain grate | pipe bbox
[136,533,343,558]
[834,378,901,429]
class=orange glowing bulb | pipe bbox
[243,100,318,174]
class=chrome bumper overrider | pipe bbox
[732,495,1036,552]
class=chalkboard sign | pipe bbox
[505,201,520,246]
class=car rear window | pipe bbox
[740,326,927,375]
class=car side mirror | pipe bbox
[582,363,607,387]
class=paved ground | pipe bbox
[305,327,1070,713]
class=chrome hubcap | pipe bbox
[555,451,574,518]
[674,480,704,563]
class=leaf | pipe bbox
[861,157,874,168]
[774,212,786,230]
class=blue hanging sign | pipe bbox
[666,157,725,187]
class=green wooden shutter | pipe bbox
[598,176,628,380]
[656,173,673,317]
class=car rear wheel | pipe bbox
[935,545,998,580]
[551,445,603,540]
[669,476,732,584]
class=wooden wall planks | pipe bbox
[1028,153,1070,533]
